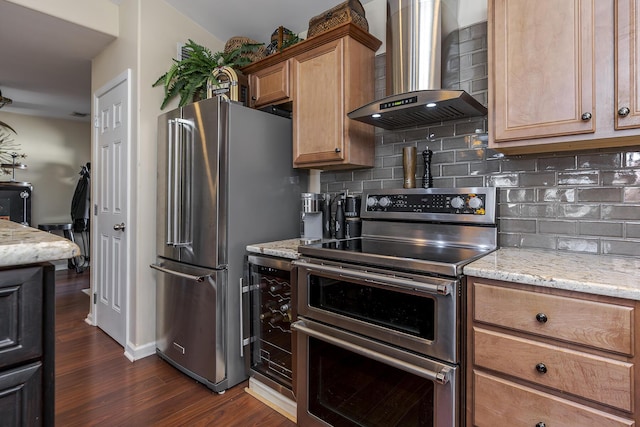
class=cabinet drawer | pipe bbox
[474,327,634,412]
[473,370,634,427]
[0,267,43,369]
[249,60,291,108]
[473,282,634,355]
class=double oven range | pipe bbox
[292,187,497,426]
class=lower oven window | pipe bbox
[309,275,435,341]
[308,336,435,426]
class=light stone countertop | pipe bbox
[246,238,304,260]
[0,219,80,267]
[464,248,640,301]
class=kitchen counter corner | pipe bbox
[246,238,303,260]
[464,248,640,301]
[0,219,80,267]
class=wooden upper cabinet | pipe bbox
[248,60,291,109]
[292,39,345,166]
[243,23,381,170]
[489,0,640,154]
[490,0,595,144]
[616,0,640,129]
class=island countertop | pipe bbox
[0,219,80,267]
[464,248,640,301]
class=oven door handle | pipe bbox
[291,320,451,385]
[293,261,454,296]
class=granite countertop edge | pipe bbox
[0,220,81,267]
[464,248,640,301]
[246,238,303,260]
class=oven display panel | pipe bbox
[366,193,486,215]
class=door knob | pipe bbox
[113,222,126,231]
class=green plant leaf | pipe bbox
[0,120,16,134]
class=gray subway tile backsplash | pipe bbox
[319,21,640,257]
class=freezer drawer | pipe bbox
[153,258,226,387]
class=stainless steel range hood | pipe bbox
[348,0,487,130]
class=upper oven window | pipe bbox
[308,275,435,341]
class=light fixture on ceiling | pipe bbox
[0,90,13,109]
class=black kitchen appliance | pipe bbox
[293,187,498,426]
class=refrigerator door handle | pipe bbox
[166,118,176,245]
[150,263,214,283]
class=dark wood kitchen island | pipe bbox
[0,219,79,426]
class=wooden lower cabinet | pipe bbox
[0,264,55,426]
[467,276,638,426]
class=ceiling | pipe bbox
[0,0,372,122]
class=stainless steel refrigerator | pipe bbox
[151,96,305,393]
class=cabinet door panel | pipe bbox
[249,60,291,108]
[292,39,344,165]
[473,371,634,427]
[0,266,43,369]
[491,0,595,142]
[616,0,640,129]
[0,362,42,427]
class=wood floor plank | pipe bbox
[54,269,296,426]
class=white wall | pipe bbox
[458,0,488,28]
[6,0,118,36]
[0,111,90,226]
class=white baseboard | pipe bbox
[124,341,156,362]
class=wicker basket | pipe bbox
[224,36,266,64]
[307,0,368,38]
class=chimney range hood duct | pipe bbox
[348,0,487,130]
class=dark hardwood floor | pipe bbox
[54,269,296,427]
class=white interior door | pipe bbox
[93,70,130,346]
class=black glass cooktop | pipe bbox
[298,237,493,277]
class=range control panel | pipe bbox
[365,192,486,215]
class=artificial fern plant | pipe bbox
[153,39,263,109]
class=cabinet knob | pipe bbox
[335,148,341,153]
[535,363,547,374]
[535,312,548,323]
[536,423,546,427]
[581,112,592,121]
[618,106,631,117]
[251,96,257,101]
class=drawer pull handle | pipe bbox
[536,423,546,427]
[535,363,547,374]
[535,312,548,323]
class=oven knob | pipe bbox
[468,196,484,209]
[378,196,392,208]
[450,196,465,209]
[366,196,378,207]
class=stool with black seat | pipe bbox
[38,223,76,269]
